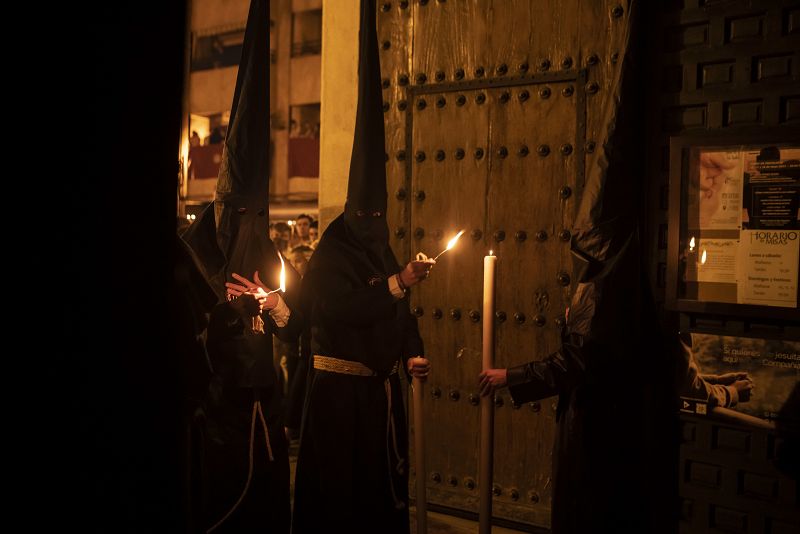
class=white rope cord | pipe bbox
[206,402,258,533]
[385,378,405,510]
[255,400,275,461]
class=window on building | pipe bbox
[188,114,227,180]
[288,104,320,178]
[192,26,245,72]
[291,9,322,57]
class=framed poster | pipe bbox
[666,132,800,320]
[679,333,799,427]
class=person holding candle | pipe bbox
[182,2,305,531]
[291,1,431,532]
[291,207,432,533]
[477,5,678,532]
[202,252,303,533]
[477,279,666,534]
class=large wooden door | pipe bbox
[405,74,585,527]
[377,1,630,528]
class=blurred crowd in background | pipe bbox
[270,213,317,440]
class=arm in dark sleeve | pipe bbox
[313,268,401,327]
[506,336,586,404]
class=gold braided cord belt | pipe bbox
[313,355,399,376]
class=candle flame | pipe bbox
[700,249,707,265]
[430,229,467,261]
[489,250,493,255]
[446,230,465,251]
[279,252,286,292]
[689,236,695,252]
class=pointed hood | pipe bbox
[184,0,281,292]
[343,0,389,262]
[216,0,284,287]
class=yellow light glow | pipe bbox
[446,230,465,251]
[689,236,695,251]
[489,250,493,255]
[190,114,210,143]
[701,249,707,264]
[430,229,467,261]
[279,252,286,292]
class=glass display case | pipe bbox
[666,132,799,320]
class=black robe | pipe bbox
[175,236,217,532]
[502,4,677,532]
[201,262,304,534]
[292,215,423,534]
[505,227,675,534]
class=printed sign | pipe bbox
[681,334,800,425]
[679,144,799,309]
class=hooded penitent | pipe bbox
[183,2,298,532]
[341,0,390,268]
[291,3,422,532]
[503,2,676,533]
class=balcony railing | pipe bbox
[291,39,321,57]
[188,144,224,180]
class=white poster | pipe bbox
[692,239,739,283]
[688,150,744,230]
[737,229,799,308]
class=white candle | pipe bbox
[482,252,496,370]
[412,376,427,534]
[479,251,496,534]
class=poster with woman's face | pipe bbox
[687,150,743,231]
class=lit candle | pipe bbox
[433,230,465,261]
[265,252,286,296]
[479,250,496,534]
[416,230,465,264]
[250,251,286,333]
[278,252,286,292]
